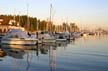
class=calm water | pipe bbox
[0,35,108,71]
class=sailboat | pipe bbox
[38,3,56,44]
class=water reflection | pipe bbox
[0,48,7,61]
[0,41,69,71]
[0,35,108,71]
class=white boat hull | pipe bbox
[1,38,38,45]
[42,39,56,43]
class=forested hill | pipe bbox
[0,14,48,31]
[0,15,80,32]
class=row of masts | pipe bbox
[12,0,77,33]
[26,0,53,32]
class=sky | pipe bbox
[0,0,108,29]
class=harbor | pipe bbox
[0,26,103,47]
[0,0,108,71]
[0,34,108,71]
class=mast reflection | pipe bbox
[0,41,69,71]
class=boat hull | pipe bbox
[1,38,38,45]
[42,39,56,43]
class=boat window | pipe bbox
[10,35,19,38]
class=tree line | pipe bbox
[0,15,80,32]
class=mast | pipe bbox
[48,0,53,32]
[50,3,52,23]
[26,1,30,31]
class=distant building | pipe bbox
[0,19,24,34]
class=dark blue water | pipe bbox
[0,35,108,71]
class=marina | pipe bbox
[0,35,108,71]
[0,0,108,71]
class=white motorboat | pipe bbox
[38,31,56,43]
[55,32,69,42]
[1,29,38,45]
